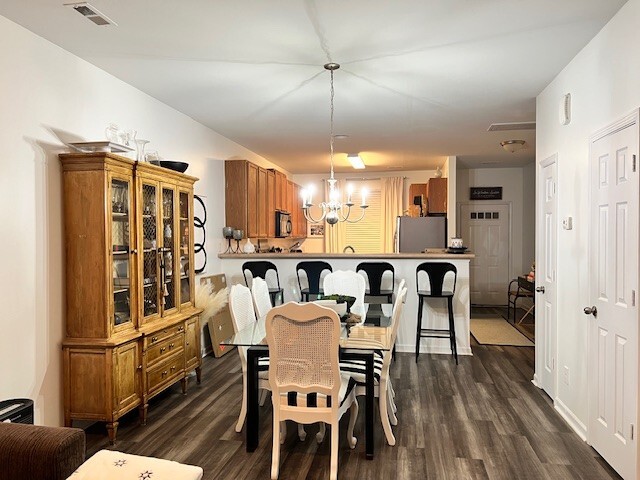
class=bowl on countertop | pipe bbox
[149,160,189,173]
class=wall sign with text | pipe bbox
[470,187,502,200]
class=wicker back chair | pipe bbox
[265,302,359,480]
[251,277,272,319]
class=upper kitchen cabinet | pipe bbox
[267,170,276,238]
[273,169,287,212]
[426,177,447,214]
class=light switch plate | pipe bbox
[562,217,573,230]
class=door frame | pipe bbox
[533,153,558,396]
[587,109,640,456]
[458,201,513,304]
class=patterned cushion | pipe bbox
[68,450,203,480]
[339,353,384,385]
[278,374,356,408]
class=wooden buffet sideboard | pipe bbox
[59,153,202,443]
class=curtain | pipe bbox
[380,177,404,253]
[323,179,347,253]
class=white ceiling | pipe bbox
[0,0,626,172]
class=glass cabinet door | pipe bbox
[161,186,178,314]
[141,182,160,321]
[110,177,133,328]
[179,190,192,306]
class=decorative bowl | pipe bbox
[320,294,357,313]
[157,160,189,173]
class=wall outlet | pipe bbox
[562,217,573,230]
[562,366,570,386]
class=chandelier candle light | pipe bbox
[302,63,368,226]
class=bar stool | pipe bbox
[242,261,283,305]
[415,262,458,365]
[356,262,395,303]
[296,261,332,301]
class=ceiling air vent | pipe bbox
[64,2,117,26]
[487,122,536,132]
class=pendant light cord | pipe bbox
[329,68,335,180]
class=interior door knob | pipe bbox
[535,286,545,293]
[583,306,598,318]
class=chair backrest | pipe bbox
[251,277,272,319]
[296,261,333,295]
[416,262,457,296]
[228,284,257,364]
[242,261,280,288]
[323,270,366,309]
[390,286,407,347]
[356,262,395,295]
[398,278,406,296]
[265,302,341,402]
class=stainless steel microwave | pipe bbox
[275,211,292,238]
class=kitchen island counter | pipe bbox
[218,251,474,356]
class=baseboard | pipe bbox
[531,373,540,388]
[396,344,473,356]
[554,397,587,441]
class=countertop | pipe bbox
[218,250,474,260]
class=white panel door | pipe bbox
[589,115,638,480]
[536,156,557,398]
[460,204,510,305]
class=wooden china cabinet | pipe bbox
[59,153,202,443]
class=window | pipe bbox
[344,181,382,253]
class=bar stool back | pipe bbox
[356,262,395,303]
[415,262,458,364]
[296,261,332,301]
[242,261,283,305]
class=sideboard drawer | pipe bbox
[146,333,184,367]
[146,353,184,396]
[144,324,185,349]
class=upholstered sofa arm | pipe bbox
[0,422,85,480]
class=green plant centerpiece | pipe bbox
[320,294,357,313]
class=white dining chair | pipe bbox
[339,286,407,446]
[322,270,366,310]
[265,302,359,480]
[228,284,270,433]
[251,277,272,319]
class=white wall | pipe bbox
[0,15,279,426]
[536,0,640,434]
[456,166,535,279]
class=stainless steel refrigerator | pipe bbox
[395,216,447,252]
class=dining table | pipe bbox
[221,302,394,460]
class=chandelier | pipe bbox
[301,63,368,226]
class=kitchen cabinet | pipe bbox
[291,184,299,236]
[408,183,428,217]
[246,162,259,237]
[267,170,276,238]
[59,152,201,444]
[286,179,294,214]
[274,170,286,211]
[426,177,447,214]
[257,166,268,237]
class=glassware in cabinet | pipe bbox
[110,178,132,327]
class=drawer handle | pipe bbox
[161,370,168,376]
[178,326,184,332]
[163,329,168,334]
[170,366,176,372]
[151,336,158,343]
[186,342,189,346]
[160,347,166,353]
[137,365,142,370]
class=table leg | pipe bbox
[365,353,374,459]
[246,346,267,452]
[341,350,375,459]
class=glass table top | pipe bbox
[222,303,394,351]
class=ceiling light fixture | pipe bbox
[347,153,365,170]
[500,139,526,153]
[301,64,368,226]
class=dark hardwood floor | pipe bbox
[86,321,621,479]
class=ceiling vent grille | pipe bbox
[487,122,536,132]
[64,2,117,26]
